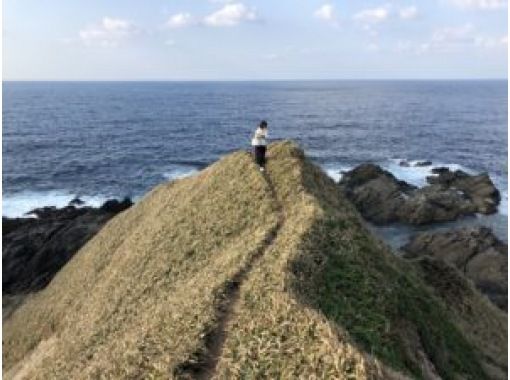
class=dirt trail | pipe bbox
[175,170,283,380]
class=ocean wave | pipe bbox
[385,159,473,188]
[162,167,199,181]
[323,165,354,183]
[2,190,108,218]
[3,168,201,218]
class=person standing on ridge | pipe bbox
[252,120,268,171]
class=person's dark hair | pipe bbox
[259,120,268,129]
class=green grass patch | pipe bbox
[292,218,489,380]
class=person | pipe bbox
[251,120,268,171]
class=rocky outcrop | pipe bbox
[339,164,500,225]
[2,198,133,295]
[338,164,416,224]
[427,168,500,214]
[398,185,477,225]
[399,160,432,167]
[402,227,508,310]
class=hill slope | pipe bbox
[3,141,507,379]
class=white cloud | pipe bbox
[398,24,507,54]
[353,6,389,24]
[203,3,258,27]
[394,40,413,52]
[366,43,380,52]
[166,13,193,29]
[165,39,176,46]
[399,6,418,19]
[263,53,279,60]
[474,34,508,47]
[102,18,131,31]
[432,23,474,43]
[447,0,507,9]
[314,4,336,21]
[412,24,474,53]
[79,17,137,47]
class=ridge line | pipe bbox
[174,168,284,380]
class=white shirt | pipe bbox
[251,128,268,146]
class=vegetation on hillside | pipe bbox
[3,141,506,379]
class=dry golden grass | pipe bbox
[3,141,506,380]
[3,151,279,379]
[215,143,393,379]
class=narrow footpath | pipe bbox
[175,169,284,380]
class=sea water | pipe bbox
[3,80,507,243]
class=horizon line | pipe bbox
[3,78,508,82]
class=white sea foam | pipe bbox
[162,167,199,181]
[3,168,200,218]
[2,190,107,218]
[493,178,508,216]
[385,159,472,188]
[324,165,354,182]
[498,194,508,216]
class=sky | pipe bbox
[3,0,508,80]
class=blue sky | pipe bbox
[3,0,508,80]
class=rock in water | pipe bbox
[338,163,416,224]
[403,227,508,310]
[69,197,85,206]
[339,163,501,225]
[2,199,133,295]
[100,197,133,213]
[427,169,501,214]
[398,185,477,225]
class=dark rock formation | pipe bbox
[426,169,500,214]
[69,197,85,206]
[2,198,132,295]
[339,163,416,224]
[402,227,507,310]
[398,185,477,225]
[399,160,432,167]
[339,164,500,225]
[100,197,133,213]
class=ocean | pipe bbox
[3,80,508,244]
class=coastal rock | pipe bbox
[69,197,85,206]
[339,163,415,224]
[339,163,500,225]
[427,169,500,214]
[100,197,133,213]
[402,227,508,310]
[2,198,133,295]
[399,160,432,167]
[398,185,477,225]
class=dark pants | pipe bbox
[254,145,267,167]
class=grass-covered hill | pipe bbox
[3,141,507,379]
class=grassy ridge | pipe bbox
[3,151,279,378]
[3,141,506,379]
[215,143,388,379]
